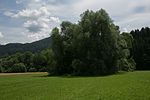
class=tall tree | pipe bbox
[131,27,150,70]
[118,32,136,71]
[49,9,135,76]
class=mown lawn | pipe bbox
[0,71,150,100]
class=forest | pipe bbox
[0,9,150,75]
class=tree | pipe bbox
[118,32,136,71]
[33,53,47,71]
[49,9,134,76]
[73,9,121,75]
[20,51,33,71]
[51,27,74,75]
[130,27,150,70]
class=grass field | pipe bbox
[0,71,150,100]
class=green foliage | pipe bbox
[46,49,57,75]
[118,32,136,71]
[0,66,3,73]
[33,53,47,71]
[9,63,26,73]
[20,51,33,71]
[47,59,57,75]
[130,27,150,70]
[71,59,85,75]
[50,9,135,76]
[0,49,54,73]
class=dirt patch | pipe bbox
[0,72,47,76]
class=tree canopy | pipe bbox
[49,9,135,76]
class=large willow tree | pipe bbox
[49,9,135,76]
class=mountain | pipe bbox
[0,37,52,57]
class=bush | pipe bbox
[10,63,27,73]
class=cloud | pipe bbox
[0,32,4,38]
[3,11,14,16]
[12,7,51,19]
[0,26,32,44]
[4,6,61,41]
[1,0,150,44]
[34,0,150,32]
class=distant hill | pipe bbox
[0,37,52,57]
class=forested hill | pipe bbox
[0,37,52,57]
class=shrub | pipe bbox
[10,63,27,73]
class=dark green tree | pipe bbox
[49,9,135,76]
[131,27,150,70]
[20,51,33,71]
[118,32,136,71]
[33,53,47,71]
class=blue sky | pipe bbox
[0,0,150,44]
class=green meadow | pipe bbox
[0,71,150,100]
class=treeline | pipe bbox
[0,49,52,73]
[131,27,150,70]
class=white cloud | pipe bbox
[13,7,51,19]
[0,32,4,38]
[2,0,150,44]
[3,11,14,17]
[0,26,34,44]
[35,0,150,32]
[5,6,61,41]
[69,0,150,31]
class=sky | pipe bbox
[0,0,150,44]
